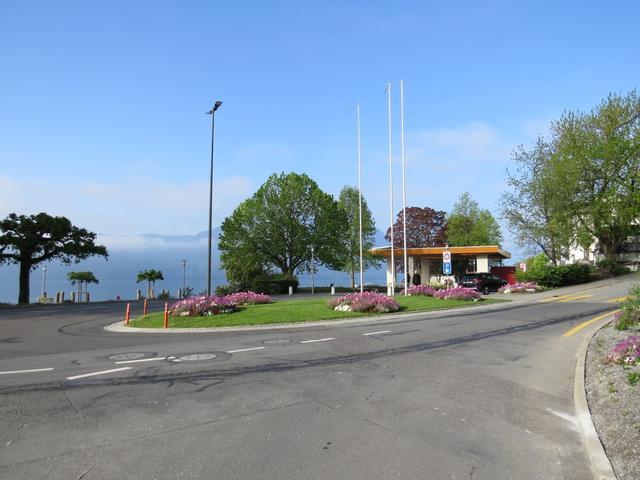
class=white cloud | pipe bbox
[406,122,513,171]
[0,174,254,235]
[98,234,208,250]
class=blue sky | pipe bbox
[1,1,639,261]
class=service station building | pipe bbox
[370,245,512,290]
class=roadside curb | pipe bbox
[574,314,617,480]
[104,299,518,334]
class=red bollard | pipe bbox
[125,303,131,325]
[163,302,169,329]
[143,298,148,316]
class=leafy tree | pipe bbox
[446,192,502,246]
[337,186,381,288]
[67,271,99,302]
[549,91,640,261]
[500,138,570,264]
[219,172,348,281]
[385,206,447,248]
[136,269,164,299]
[501,91,640,264]
[0,213,108,304]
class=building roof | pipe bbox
[369,245,511,259]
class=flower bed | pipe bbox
[606,335,640,365]
[327,292,400,313]
[224,291,272,305]
[401,285,437,297]
[434,287,481,301]
[498,282,543,294]
[169,295,236,317]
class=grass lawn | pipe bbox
[128,295,506,328]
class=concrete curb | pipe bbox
[574,315,617,480]
[104,299,517,334]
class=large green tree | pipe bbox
[549,91,640,261]
[500,138,570,264]
[0,213,108,304]
[219,172,348,281]
[501,91,640,264]
[446,192,502,246]
[337,186,381,288]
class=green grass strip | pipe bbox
[128,296,507,329]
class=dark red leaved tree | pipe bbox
[385,207,447,248]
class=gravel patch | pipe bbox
[585,322,640,480]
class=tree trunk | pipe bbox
[18,261,31,304]
[601,242,617,262]
[350,268,355,289]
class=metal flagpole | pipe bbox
[356,104,364,293]
[400,80,408,295]
[386,82,395,296]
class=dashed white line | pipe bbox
[66,367,132,380]
[300,337,335,344]
[226,347,265,354]
[0,368,54,375]
[115,357,166,365]
[362,330,391,336]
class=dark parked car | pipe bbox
[460,273,507,294]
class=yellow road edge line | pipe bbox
[562,309,621,337]
[538,293,578,303]
[557,294,593,303]
[606,296,628,304]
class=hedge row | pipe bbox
[516,262,591,288]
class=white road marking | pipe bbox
[300,337,335,344]
[115,357,166,365]
[362,330,391,336]
[226,347,265,354]
[546,408,579,428]
[66,367,132,380]
[0,368,54,375]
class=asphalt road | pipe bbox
[0,276,635,479]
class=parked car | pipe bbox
[460,272,507,294]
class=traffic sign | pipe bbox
[443,249,452,275]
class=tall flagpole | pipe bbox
[356,104,364,293]
[386,82,395,296]
[400,80,408,294]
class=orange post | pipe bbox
[125,302,131,325]
[163,302,169,329]
[143,298,148,316]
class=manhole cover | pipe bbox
[108,352,153,361]
[178,353,218,361]
[263,339,292,345]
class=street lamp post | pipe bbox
[181,259,187,298]
[399,80,408,295]
[206,100,222,296]
[311,246,315,295]
[42,265,47,299]
[386,82,395,296]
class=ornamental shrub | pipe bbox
[402,285,437,297]
[606,335,640,365]
[516,254,590,287]
[225,291,272,305]
[498,282,543,294]
[328,292,400,313]
[169,295,236,317]
[434,287,481,301]
[613,284,640,331]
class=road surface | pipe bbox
[0,276,634,479]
